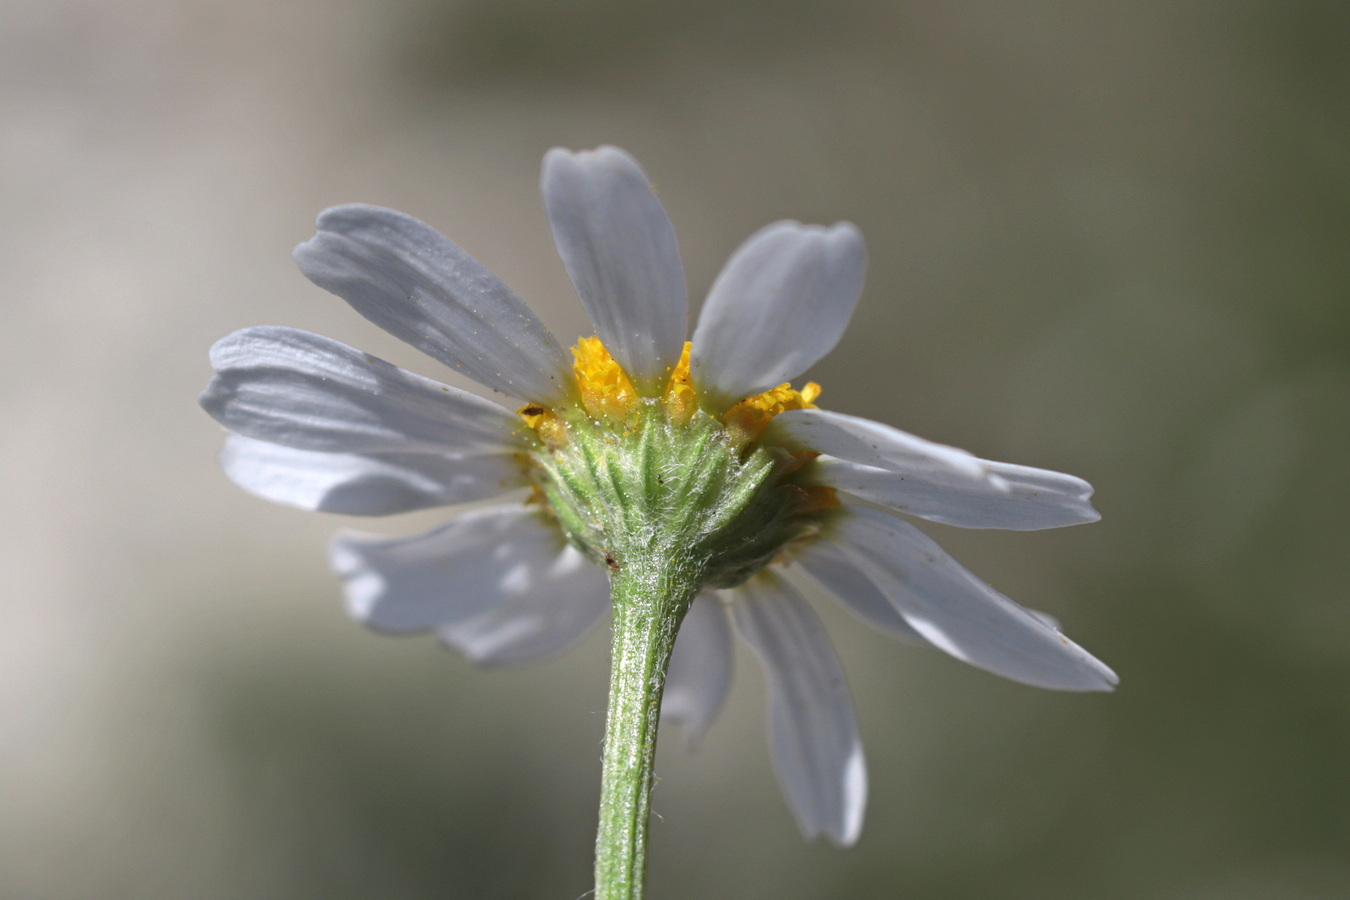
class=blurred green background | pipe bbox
[3,1,1348,897]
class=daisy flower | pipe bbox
[201,146,1115,865]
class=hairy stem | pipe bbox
[593,560,698,900]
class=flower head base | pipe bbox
[522,334,834,592]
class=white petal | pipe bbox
[661,594,734,749]
[220,435,525,515]
[787,538,928,645]
[835,505,1118,692]
[767,408,991,482]
[436,543,608,666]
[542,146,687,391]
[202,327,523,455]
[331,505,587,635]
[691,221,865,411]
[813,456,1101,531]
[729,572,867,847]
[293,205,572,402]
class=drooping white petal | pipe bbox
[436,543,608,667]
[835,505,1118,692]
[331,505,586,636]
[788,539,928,645]
[791,532,1065,650]
[662,594,734,749]
[814,455,1101,531]
[293,205,572,403]
[542,146,687,391]
[691,221,865,412]
[202,327,523,455]
[729,572,867,847]
[767,408,991,482]
[221,435,525,516]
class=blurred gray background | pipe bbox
[3,1,1348,897]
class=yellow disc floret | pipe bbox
[572,336,639,421]
[663,342,697,422]
[518,335,825,452]
[723,380,822,442]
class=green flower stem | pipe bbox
[594,559,699,900]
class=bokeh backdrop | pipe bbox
[3,1,1348,898]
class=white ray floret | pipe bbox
[294,205,573,403]
[788,536,928,645]
[203,326,523,455]
[833,505,1118,692]
[435,542,610,667]
[661,595,735,749]
[813,455,1100,531]
[767,407,992,482]
[220,435,524,516]
[543,146,688,392]
[729,571,867,847]
[691,221,866,413]
[330,504,596,636]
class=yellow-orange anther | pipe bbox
[723,381,822,441]
[663,342,697,422]
[572,336,639,421]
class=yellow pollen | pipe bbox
[723,380,823,440]
[517,403,568,449]
[518,336,822,447]
[517,404,548,429]
[572,336,639,421]
[663,341,697,422]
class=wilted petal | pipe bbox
[788,538,927,645]
[836,505,1118,691]
[662,594,734,749]
[220,435,524,515]
[814,456,1101,531]
[202,326,522,455]
[331,505,580,635]
[729,572,867,847]
[542,146,687,391]
[767,408,990,482]
[294,205,572,402]
[437,544,608,666]
[691,221,865,412]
